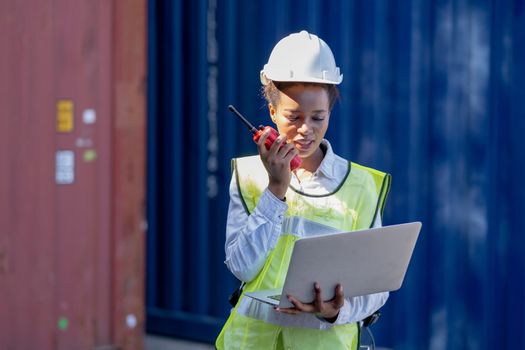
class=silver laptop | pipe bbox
[245,222,422,308]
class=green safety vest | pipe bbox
[216,155,391,350]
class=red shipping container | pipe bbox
[0,0,147,349]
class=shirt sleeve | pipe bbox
[332,291,389,325]
[331,207,389,325]
[224,174,288,282]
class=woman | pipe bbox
[216,30,391,350]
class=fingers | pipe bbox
[331,284,345,309]
[280,284,320,314]
[273,294,303,314]
[258,130,291,160]
[287,295,315,313]
[268,135,290,159]
[283,144,299,163]
[286,283,324,313]
[261,133,296,174]
[274,306,301,315]
[256,128,271,155]
[274,284,345,319]
[314,282,323,308]
[273,294,315,315]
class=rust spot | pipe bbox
[0,249,7,274]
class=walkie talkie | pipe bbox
[228,105,301,170]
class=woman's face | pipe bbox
[269,84,330,162]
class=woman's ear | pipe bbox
[268,104,277,123]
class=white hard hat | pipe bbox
[260,30,343,85]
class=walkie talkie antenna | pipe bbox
[228,105,258,134]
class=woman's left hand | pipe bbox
[275,283,345,322]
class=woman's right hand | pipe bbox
[257,129,298,200]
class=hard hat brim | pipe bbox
[260,71,343,86]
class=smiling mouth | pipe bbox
[294,140,314,150]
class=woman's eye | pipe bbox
[313,116,325,121]
[286,116,299,121]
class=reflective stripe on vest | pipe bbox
[216,155,391,350]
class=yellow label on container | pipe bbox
[56,100,74,132]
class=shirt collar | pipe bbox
[315,139,337,180]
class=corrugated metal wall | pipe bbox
[1,1,147,349]
[146,0,525,348]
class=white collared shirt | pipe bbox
[225,140,389,326]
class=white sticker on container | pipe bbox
[82,109,96,124]
[55,150,75,184]
[75,137,93,148]
[126,314,137,329]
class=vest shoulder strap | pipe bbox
[233,156,267,215]
[351,162,392,223]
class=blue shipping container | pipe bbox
[146,0,525,349]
